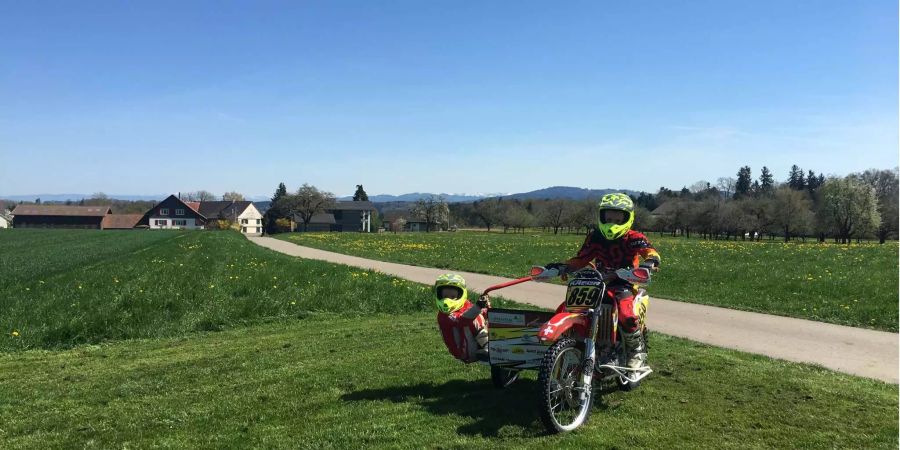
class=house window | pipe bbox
[160,208,169,216]
[256,219,261,225]
[155,219,168,226]
[173,219,187,226]
[241,219,248,224]
[176,209,184,216]
[241,227,246,233]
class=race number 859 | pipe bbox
[566,286,601,307]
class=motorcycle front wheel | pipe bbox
[537,337,593,433]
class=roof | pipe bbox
[11,205,111,217]
[185,202,201,213]
[101,214,143,229]
[328,201,376,212]
[294,213,336,225]
[198,201,252,219]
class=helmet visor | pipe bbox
[599,209,629,225]
[438,286,463,300]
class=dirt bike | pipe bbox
[476,265,653,433]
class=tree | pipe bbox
[537,199,571,234]
[287,184,336,232]
[411,195,449,232]
[758,166,775,196]
[851,169,899,243]
[222,191,245,201]
[806,170,824,195]
[265,182,290,234]
[473,199,502,231]
[716,177,737,199]
[353,185,369,201]
[91,192,109,200]
[772,187,813,241]
[272,183,288,203]
[182,190,216,202]
[735,166,752,198]
[816,177,880,244]
[787,165,806,190]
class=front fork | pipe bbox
[579,307,600,399]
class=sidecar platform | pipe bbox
[485,308,555,370]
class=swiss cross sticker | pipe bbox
[542,326,554,336]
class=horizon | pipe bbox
[2,1,897,196]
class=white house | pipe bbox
[0,211,11,229]
[237,203,263,236]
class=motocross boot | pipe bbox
[622,329,647,369]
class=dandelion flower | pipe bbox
[11,330,19,337]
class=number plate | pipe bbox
[565,279,604,309]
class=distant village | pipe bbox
[0,194,385,236]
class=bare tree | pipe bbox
[286,184,336,232]
[537,199,571,234]
[412,195,449,232]
[182,190,217,202]
[222,191,245,201]
[772,187,813,241]
[716,177,737,199]
[473,199,502,231]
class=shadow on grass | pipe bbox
[342,378,621,437]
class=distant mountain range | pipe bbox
[336,192,509,203]
[2,186,644,205]
[0,193,169,202]
[341,186,642,203]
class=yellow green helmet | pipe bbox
[434,273,468,314]
[597,193,635,240]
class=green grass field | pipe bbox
[0,229,896,448]
[277,231,900,331]
[0,229,481,352]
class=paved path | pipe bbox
[250,236,899,383]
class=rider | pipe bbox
[545,193,660,370]
[434,273,490,363]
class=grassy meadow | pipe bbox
[0,229,896,448]
[278,231,900,331]
[0,229,475,352]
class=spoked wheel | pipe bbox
[538,338,593,433]
[491,366,520,389]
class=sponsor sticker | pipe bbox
[489,312,526,326]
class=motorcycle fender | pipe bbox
[538,313,589,343]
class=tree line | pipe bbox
[448,166,898,244]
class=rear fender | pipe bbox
[538,312,589,343]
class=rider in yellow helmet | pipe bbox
[434,273,490,363]
[546,193,660,369]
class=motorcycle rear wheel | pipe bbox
[538,338,593,433]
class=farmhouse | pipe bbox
[144,195,206,230]
[291,201,376,232]
[198,201,263,236]
[11,205,112,229]
[143,195,263,235]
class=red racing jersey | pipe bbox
[564,228,661,272]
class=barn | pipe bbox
[11,205,112,229]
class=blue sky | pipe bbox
[1,0,896,198]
